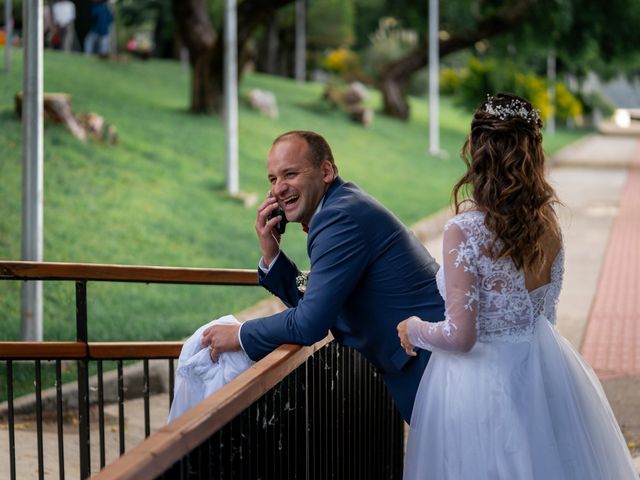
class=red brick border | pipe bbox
[580,141,640,379]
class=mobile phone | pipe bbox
[267,206,288,234]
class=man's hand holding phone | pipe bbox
[256,195,287,265]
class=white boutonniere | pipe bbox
[296,272,309,293]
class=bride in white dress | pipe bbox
[398,93,637,479]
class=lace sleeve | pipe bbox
[407,221,479,353]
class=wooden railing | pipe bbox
[0,260,258,285]
[1,262,405,479]
[0,341,182,479]
[1,261,258,479]
[92,337,404,480]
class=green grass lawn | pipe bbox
[0,48,588,345]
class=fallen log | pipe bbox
[15,92,87,141]
[15,93,118,144]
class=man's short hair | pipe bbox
[273,130,338,174]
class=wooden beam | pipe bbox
[88,342,183,359]
[0,261,258,285]
[21,0,44,342]
[0,342,86,359]
[0,341,184,359]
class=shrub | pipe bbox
[440,67,463,95]
[514,72,552,121]
[361,17,418,82]
[449,57,584,124]
[575,91,614,118]
[554,82,583,123]
[323,47,361,81]
[457,57,497,110]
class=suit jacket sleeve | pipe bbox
[241,209,370,361]
[258,251,304,308]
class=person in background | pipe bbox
[51,1,76,52]
[84,0,113,57]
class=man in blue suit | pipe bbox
[202,131,444,422]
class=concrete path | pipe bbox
[580,145,640,379]
[552,137,640,467]
[0,394,171,479]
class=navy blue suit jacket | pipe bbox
[240,177,444,422]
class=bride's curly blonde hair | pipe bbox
[452,93,560,273]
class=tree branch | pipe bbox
[380,0,539,118]
[172,0,215,55]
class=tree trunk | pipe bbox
[191,48,218,113]
[257,16,280,75]
[173,0,295,115]
[381,78,409,120]
[172,0,216,113]
[380,46,426,120]
[380,0,539,120]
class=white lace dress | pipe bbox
[403,211,637,480]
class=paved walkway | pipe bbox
[581,144,640,379]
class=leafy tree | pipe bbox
[506,0,640,79]
[118,0,176,58]
[172,0,294,114]
[377,0,539,119]
[307,0,356,50]
[360,17,419,83]
[253,6,295,77]
[253,0,356,78]
[362,0,640,119]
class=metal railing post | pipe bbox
[7,360,17,480]
[55,360,66,479]
[304,360,310,480]
[76,281,91,478]
[35,360,44,479]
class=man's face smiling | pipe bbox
[267,137,334,225]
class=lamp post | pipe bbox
[21,0,44,340]
[225,0,239,195]
[295,0,306,83]
[547,50,556,136]
[428,0,440,155]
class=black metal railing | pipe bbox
[156,342,404,480]
[1,342,180,479]
[1,262,405,479]
[1,261,256,479]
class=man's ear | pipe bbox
[320,159,335,184]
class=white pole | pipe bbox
[547,50,556,136]
[294,0,306,83]
[4,0,12,72]
[428,0,440,155]
[225,0,239,195]
[21,0,44,341]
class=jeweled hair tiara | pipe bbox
[484,94,541,124]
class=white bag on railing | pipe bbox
[167,315,253,423]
